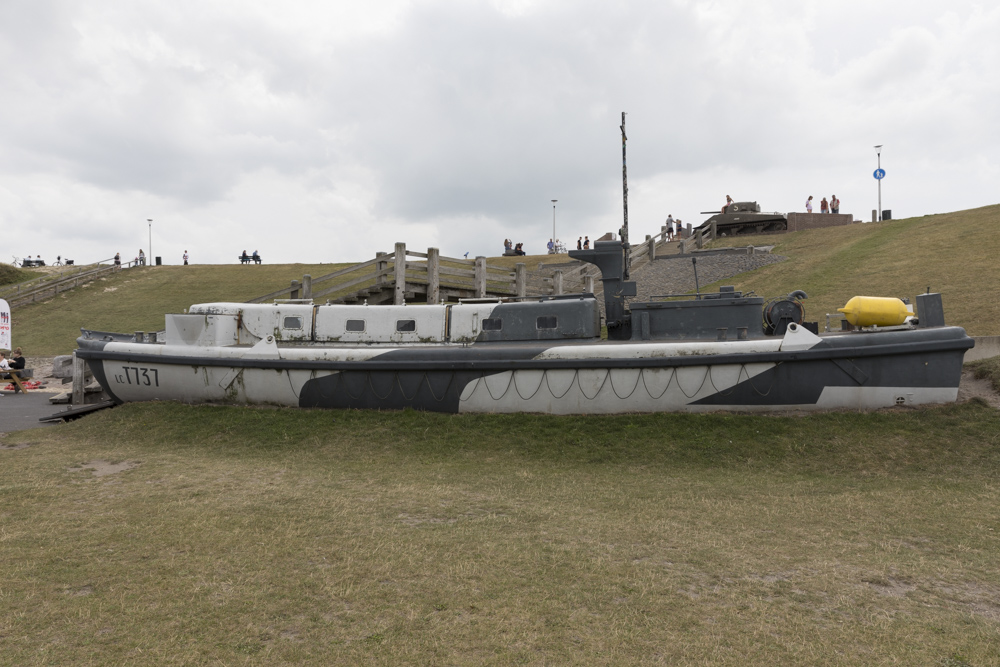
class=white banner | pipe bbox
[0,298,10,351]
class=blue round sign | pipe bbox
[874,168,886,180]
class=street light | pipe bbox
[874,145,883,222]
[147,219,152,265]
[551,200,558,252]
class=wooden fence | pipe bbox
[1,257,140,308]
[249,234,677,306]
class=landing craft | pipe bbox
[74,118,973,413]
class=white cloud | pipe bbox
[0,0,996,266]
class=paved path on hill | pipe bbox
[630,250,788,301]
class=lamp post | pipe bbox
[874,145,883,222]
[551,200,557,251]
[147,219,152,265]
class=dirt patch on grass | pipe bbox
[67,460,140,477]
[958,369,1000,409]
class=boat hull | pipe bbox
[76,325,972,414]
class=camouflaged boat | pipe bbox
[74,240,973,414]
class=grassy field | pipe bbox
[705,204,1000,336]
[2,402,999,665]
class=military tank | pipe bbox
[695,201,787,237]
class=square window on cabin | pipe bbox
[536,316,558,330]
[482,318,502,331]
[345,319,366,332]
[283,316,303,330]
[396,319,416,332]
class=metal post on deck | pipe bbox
[394,242,406,305]
[475,256,486,298]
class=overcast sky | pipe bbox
[2,0,997,265]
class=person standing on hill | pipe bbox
[806,195,814,213]
[831,194,840,214]
[138,249,145,265]
[820,197,829,213]
[183,250,189,265]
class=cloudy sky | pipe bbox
[2,0,997,265]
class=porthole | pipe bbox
[536,316,558,330]
[396,319,416,332]
[482,318,502,331]
[282,316,303,330]
[346,319,365,332]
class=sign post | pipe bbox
[874,145,884,221]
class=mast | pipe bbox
[620,112,630,280]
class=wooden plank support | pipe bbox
[474,256,487,298]
[394,242,406,304]
[515,263,526,298]
[72,351,86,405]
[427,247,440,304]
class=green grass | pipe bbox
[705,204,1000,336]
[0,263,39,287]
[2,402,999,665]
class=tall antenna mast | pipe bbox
[620,112,630,280]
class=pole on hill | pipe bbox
[620,112,630,280]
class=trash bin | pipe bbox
[882,210,892,221]
[155,256,162,266]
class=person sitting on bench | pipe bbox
[241,250,250,264]
[9,347,25,371]
[252,250,261,264]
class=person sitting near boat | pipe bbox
[9,348,26,371]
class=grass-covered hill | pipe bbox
[6,203,999,355]
[705,204,1000,336]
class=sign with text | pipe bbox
[0,298,10,351]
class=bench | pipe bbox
[239,255,263,264]
[20,259,45,268]
[2,368,34,393]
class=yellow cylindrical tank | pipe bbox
[838,296,913,327]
